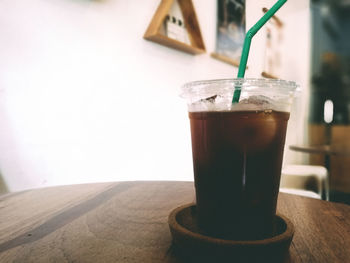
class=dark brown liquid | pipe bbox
[189,110,290,240]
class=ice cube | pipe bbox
[200,95,217,103]
[239,95,274,106]
[231,95,277,111]
[230,111,278,153]
[190,94,231,112]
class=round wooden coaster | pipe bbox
[168,203,294,262]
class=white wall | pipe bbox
[0,0,310,192]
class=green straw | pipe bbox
[232,0,287,103]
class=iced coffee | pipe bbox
[182,79,297,240]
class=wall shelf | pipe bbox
[144,0,206,55]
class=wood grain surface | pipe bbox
[0,181,349,262]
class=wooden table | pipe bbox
[0,181,350,262]
[290,144,350,170]
[289,144,350,157]
[290,143,350,170]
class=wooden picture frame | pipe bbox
[211,52,240,67]
[261,7,283,79]
[144,0,206,55]
[261,71,278,79]
[211,0,246,67]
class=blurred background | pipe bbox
[0,0,349,203]
[308,0,350,202]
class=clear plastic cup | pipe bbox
[181,78,298,240]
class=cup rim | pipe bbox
[181,78,299,98]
